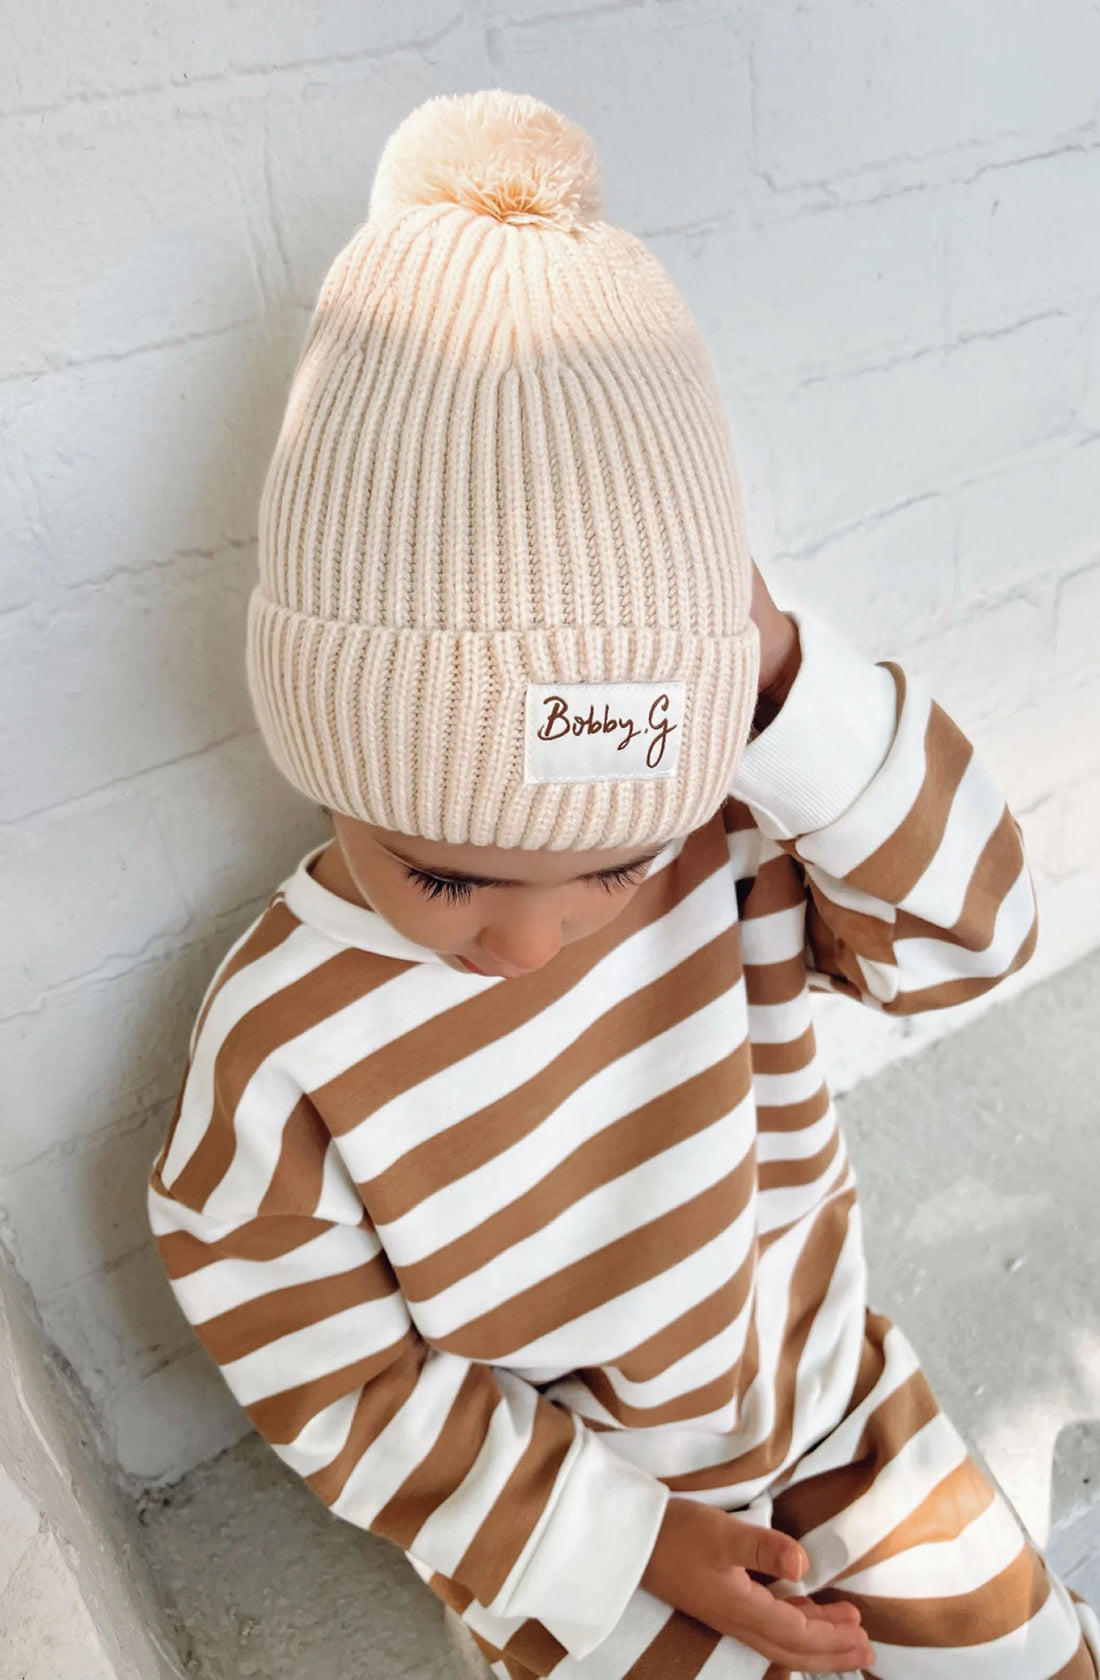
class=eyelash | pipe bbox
[403,862,648,904]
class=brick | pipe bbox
[901,591,1048,729]
[757,313,1085,547]
[0,102,269,380]
[1014,794,1067,887]
[2,322,295,590]
[954,438,1100,599]
[144,732,328,924]
[263,29,494,303]
[753,0,1100,190]
[777,495,955,654]
[1053,565,1100,686]
[0,0,463,111]
[39,1242,195,1403]
[652,187,949,393]
[104,1346,251,1483]
[485,2,752,234]
[975,684,1100,810]
[950,149,1100,335]
[0,920,251,1174]
[0,555,255,824]
[0,787,191,1015]
[0,1106,170,1296]
[1061,772,1100,877]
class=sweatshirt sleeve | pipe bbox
[728,607,1039,1014]
[147,1029,669,1666]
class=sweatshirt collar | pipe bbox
[280,842,452,965]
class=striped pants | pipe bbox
[425,1311,1100,1680]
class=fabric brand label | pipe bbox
[524,680,685,785]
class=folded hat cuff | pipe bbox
[246,590,759,851]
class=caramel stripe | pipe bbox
[433,1146,758,1361]
[582,1332,742,1428]
[749,1019,818,1078]
[771,1363,942,1539]
[193,1249,398,1364]
[153,1211,338,1279]
[892,807,1026,956]
[621,1606,720,1680]
[831,1455,996,1582]
[257,1094,333,1217]
[742,943,811,1009]
[453,1394,577,1603]
[304,1341,425,1506]
[755,1080,832,1136]
[314,815,732,1124]
[757,1128,841,1194]
[661,1188,857,1492]
[845,677,968,904]
[250,1325,421,1444]
[169,946,385,1209]
[361,924,746,1224]
[888,917,1038,1014]
[738,846,809,922]
[190,897,298,1047]
[820,1537,1048,1647]
[609,1233,759,1386]
[1051,1634,1100,1680]
[370,1364,508,1549]
[501,1618,568,1675]
[395,1045,752,1301]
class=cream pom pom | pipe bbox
[368,89,605,232]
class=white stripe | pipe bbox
[895,862,1035,991]
[755,1105,836,1163]
[169,1222,380,1324]
[159,922,339,1188]
[220,1292,410,1407]
[485,1200,761,1379]
[793,679,933,877]
[755,1135,851,1234]
[336,862,744,1181]
[274,1389,361,1477]
[377,987,752,1264]
[839,1487,1027,1598]
[404,1371,542,1575]
[794,1413,971,1594]
[330,1350,494,1529]
[900,749,1006,925]
[739,901,806,965]
[407,1110,756,1339]
[869,1563,1084,1680]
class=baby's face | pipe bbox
[317,813,667,980]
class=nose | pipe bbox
[477,904,564,974]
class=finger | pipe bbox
[731,1580,875,1667]
[782,1594,863,1627]
[722,1518,807,1582]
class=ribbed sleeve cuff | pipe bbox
[728,607,900,841]
[487,1421,670,1660]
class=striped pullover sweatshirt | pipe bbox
[147,607,1039,1662]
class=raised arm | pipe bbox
[730,606,1038,1013]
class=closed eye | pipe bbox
[404,861,649,904]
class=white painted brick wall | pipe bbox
[2,0,1098,1488]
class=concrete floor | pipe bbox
[137,946,1100,1678]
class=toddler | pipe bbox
[148,89,1099,1679]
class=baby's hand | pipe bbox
[748,559,801,701]
[639,1494,874,1674]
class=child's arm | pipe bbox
[730,606,1039,1014]
[148,1044,669,1667]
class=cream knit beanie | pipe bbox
[247,88,759,852]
